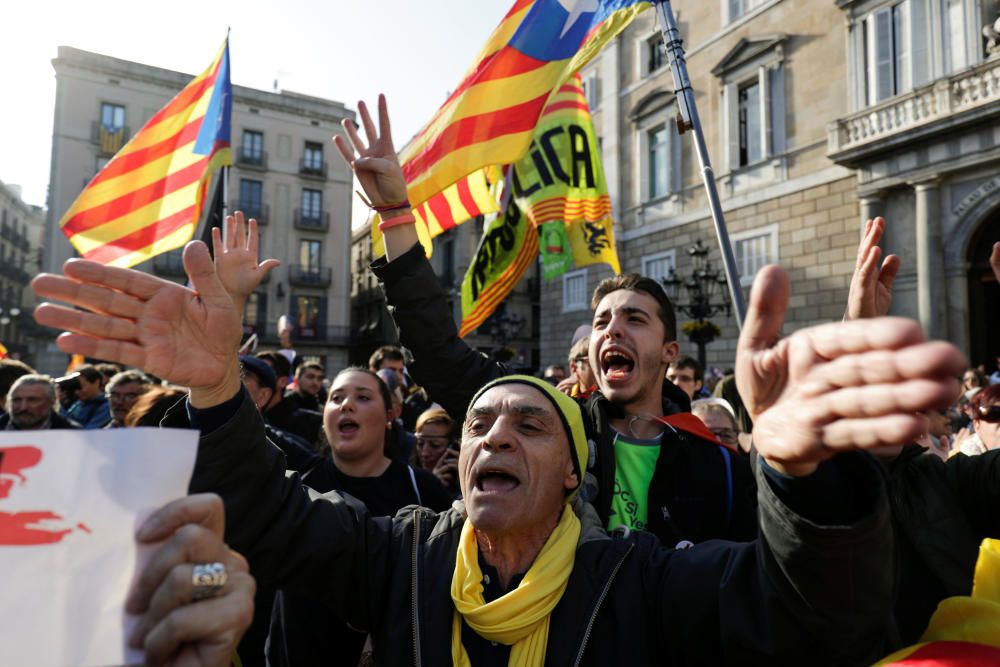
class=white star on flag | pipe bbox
[556,0,599,38]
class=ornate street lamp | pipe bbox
[660,239,731,370]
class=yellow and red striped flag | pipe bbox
[59,37,233,268]
[876,539,1000,666]
[400,0,650,210]
[372,166,500,259]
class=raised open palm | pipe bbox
[32,242,241,394]
[213,210,280,314]
[334,94,408,207]
[845,217,900,320]
[737,265,964,475]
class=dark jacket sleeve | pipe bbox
[946,448,1000,537]
[371,242,507,420]
[187,392,395,631]
[648,451,895,665]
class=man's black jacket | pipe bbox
[886,445,1000,643]
[189,393,895,666]
[372,243,756,545]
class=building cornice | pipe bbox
[52,46,354,122]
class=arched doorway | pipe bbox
[967,213,1000,371]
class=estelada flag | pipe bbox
[458,75,620,336]
[58,37,233,268]
[401,0,650,211]
[875,539,1000,665]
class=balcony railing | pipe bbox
[252,321,350,345]
[293,208,330,231]
[294,324,350,343]
[91,122,130,155]
[152,250,186,277]
[828,58,1000,161]
[12,232,29,252]
[236,148,268,169]
[288,264,332,287]
[230,201,269,224]
[299,158,328,179]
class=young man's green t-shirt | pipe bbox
[607,431,662,532]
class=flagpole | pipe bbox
[653,0,746,327]
[221,165,230,245]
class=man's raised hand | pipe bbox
[844,217,900,320]
[334,96,417,261]
[334,94,408,208]
[737,265,964,476]
[32,241,243,407]
[213,211,280,314]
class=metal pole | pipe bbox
[653,0,746,327]
[221,165,230,245]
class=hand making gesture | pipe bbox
[333,95,416,259]
[844,217,900,321]
[32,242,243,407]
[737,265,964,476]
[213,211,280,315]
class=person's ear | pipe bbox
[563,453,578,491]
[661,340,680,366]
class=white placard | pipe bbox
[0,427,198,666]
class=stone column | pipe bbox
[858,192,882,234]
[913,180,947,340]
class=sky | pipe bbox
[0,0,509,211]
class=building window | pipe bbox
[303,141,324,171]
[239,179,263,219]
[100,103,125,131]
[562,269,588,312]
[243,292,267,335]
[582,74,601,109]
[731,224,778,286]
[301,189,323,222]
[295,295,322,338]
[863,0,929,105]
[646,35,667,75]
[641,250,677,284]
[241,130,264,162]
[728,0,767,22]
[299,239,322,272]
[943,0,970,73]
[738,81,763,167]
[647,125,671,199]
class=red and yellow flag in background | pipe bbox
[400,0,651,211]
[458,75,620,337]
[875,539,1000,666]
[59,37,233,268]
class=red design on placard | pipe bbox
[0,446,80,545]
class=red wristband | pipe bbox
[378,212,416,231]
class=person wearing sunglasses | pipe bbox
[969,384,1000,452]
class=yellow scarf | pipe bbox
[450,507,581,667]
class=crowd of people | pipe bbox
[17,95,1000,666]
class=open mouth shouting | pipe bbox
[337,417,360,438]
[600,345,636,385]
[473,466,522,495]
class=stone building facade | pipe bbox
[538,0,998,372]
[0,181,46,362]
[42,46,355,375]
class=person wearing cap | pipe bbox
[32,223,966,664]
[60,363,112,429]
